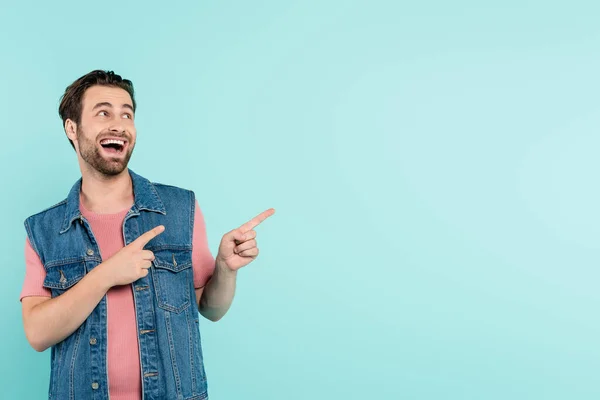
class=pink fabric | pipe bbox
[20,199,215,400]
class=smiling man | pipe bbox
[20,70,274,400]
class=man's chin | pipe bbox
[93,161,129,176]
[82,149,132,176]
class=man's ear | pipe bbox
[65,119,77,141]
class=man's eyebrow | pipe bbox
[92,102,134,112]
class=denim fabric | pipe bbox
[24,169,209,400]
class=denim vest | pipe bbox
[24,169,209,400]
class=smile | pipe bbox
[99,138,127,154]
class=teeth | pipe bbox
[100,139,125,146]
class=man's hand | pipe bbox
[99,225,165,288]
[21,225,165,352]
[216,209,275,272]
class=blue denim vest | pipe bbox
[24,169,209,400]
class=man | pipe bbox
[20,70,274,400]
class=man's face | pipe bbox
[74,85,136,176]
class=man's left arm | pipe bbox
[196,260,236,322]
[196,208,275,322]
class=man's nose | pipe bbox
[108,121,126,134]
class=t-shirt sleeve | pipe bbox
[192,198,215,289]
[20,237,51,301]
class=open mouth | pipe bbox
[99,138,127,155]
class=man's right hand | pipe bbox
[99,225,165,288]
[21,224,166,352]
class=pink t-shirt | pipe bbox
[20,198,215,400]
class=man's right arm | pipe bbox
[21,224,165,352]
[22,267,112,352]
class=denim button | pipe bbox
[91,382,99,390]
[90,338,97,345]
[87,249,94,256]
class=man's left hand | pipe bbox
[216,208,275,272]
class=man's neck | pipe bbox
[79,167,134,214]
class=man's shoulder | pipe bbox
[150,180,196,206]
[152,180,191,191]
[24,198,68,222]
[151,180,194,196]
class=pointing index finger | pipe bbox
[133,225,165,248]
[239,208,275,233]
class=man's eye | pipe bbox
[123,113,132,119]
[98,111,108,117]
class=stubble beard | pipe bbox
[76,126,134,176]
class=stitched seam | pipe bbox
[153,262,192,272]
[45,258,90,268]
[189,190,195,246]
[69,327,83,400]
[152,266,191,313]
[147,245,191,252]
[189,190,196,294]
[184,392,209,400]
[165,312,183,397]
[152,182,193,191]
[24,218,44,264]
[187,310,196,394]
[26,198,67,219]
[43,263,86,289]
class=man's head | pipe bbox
[59,70,137,176]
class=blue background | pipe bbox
[2,1,600,398]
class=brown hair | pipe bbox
[58,70,137,150]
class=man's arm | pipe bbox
[22,267,112,352]
[195,207,274,322]
[196,259,237,322]
[22,225,165,352]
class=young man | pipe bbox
[20,70,274,400]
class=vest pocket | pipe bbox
[151,249,192,313]
[43,260,86,295]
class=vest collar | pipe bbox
[60,168,166,234]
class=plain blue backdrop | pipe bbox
[2,1,600,399]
